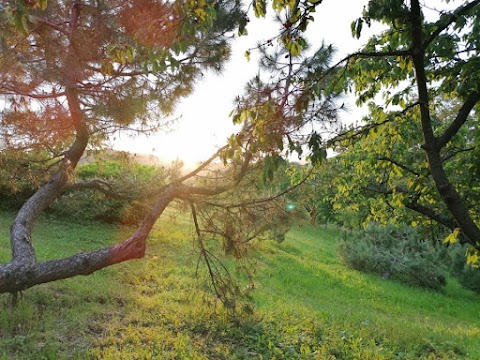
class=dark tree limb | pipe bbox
[327,102,420,146]
[9,85,89,268]
[196,166,314,210]
[442,146,476,163]
[377,156,423,177]
[64,179,136,200]
[332,50,411,70]
[410,0,480,246]
[176,145,228,183]
[404,201,456,231]
[436,91,480,150]
[362,184,456,231]
[5,1,96,290]
[0,86,66,99]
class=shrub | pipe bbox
[449,244,480,293]
[0,150,53,210]
[340,224,447,290]
[49,157,166,224]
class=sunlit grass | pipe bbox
[254,224,480,358]
[0,210,479,359]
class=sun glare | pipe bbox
[113,0,374,168]
[113,74,243,167]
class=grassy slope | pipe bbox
[0,211,479,359]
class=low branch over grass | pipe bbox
[0,148,246,293]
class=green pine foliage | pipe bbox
[49,158,166,224]
[450,244,480,294]
[0,150,54,210]
[340,224,447,290]
[0,150,166,225]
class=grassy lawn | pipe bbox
[0,210,479,359]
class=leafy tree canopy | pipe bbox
[234,0,480,265]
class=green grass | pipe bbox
[0,211,479,359]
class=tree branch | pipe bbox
[328,102,420,146]
[0,184,176,293]
[174,183,229,197]
[0,85,66,99]
[30,16,69,36]
[362,184,456,230]
[198,167,314,210]
[175,146,227,183]
[436,91,480,150]
[423,0,480,49]
[330,50,410,73]
[86,65,149,77]
[442,146,476,163]
[64,179,136,200]
[404,201,456,231]
[377,156,423,177]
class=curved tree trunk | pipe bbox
[4,1,93,294]
[409,0,480,246]
[0,0,252,296]
[0,131,234,294]
[0,185,176,293]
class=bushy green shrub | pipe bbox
[51,190,131,223]
[49,157,166,224]
[449,244,480,293]
[0,187,34,210]
[0,150,54,210]
[340,224,447,290]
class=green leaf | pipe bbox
[351,18,363,39]
[238,16,248,36]
[253,0,266,17]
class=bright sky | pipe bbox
[112,0,377,166]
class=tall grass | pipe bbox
[0,211,478,359]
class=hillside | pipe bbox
[0,211,479,359]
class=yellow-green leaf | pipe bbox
[443,228,460,244]
[195,8,206,20]
[40,0,48,10]
[466,248,479,268]
[101,61,114,75]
